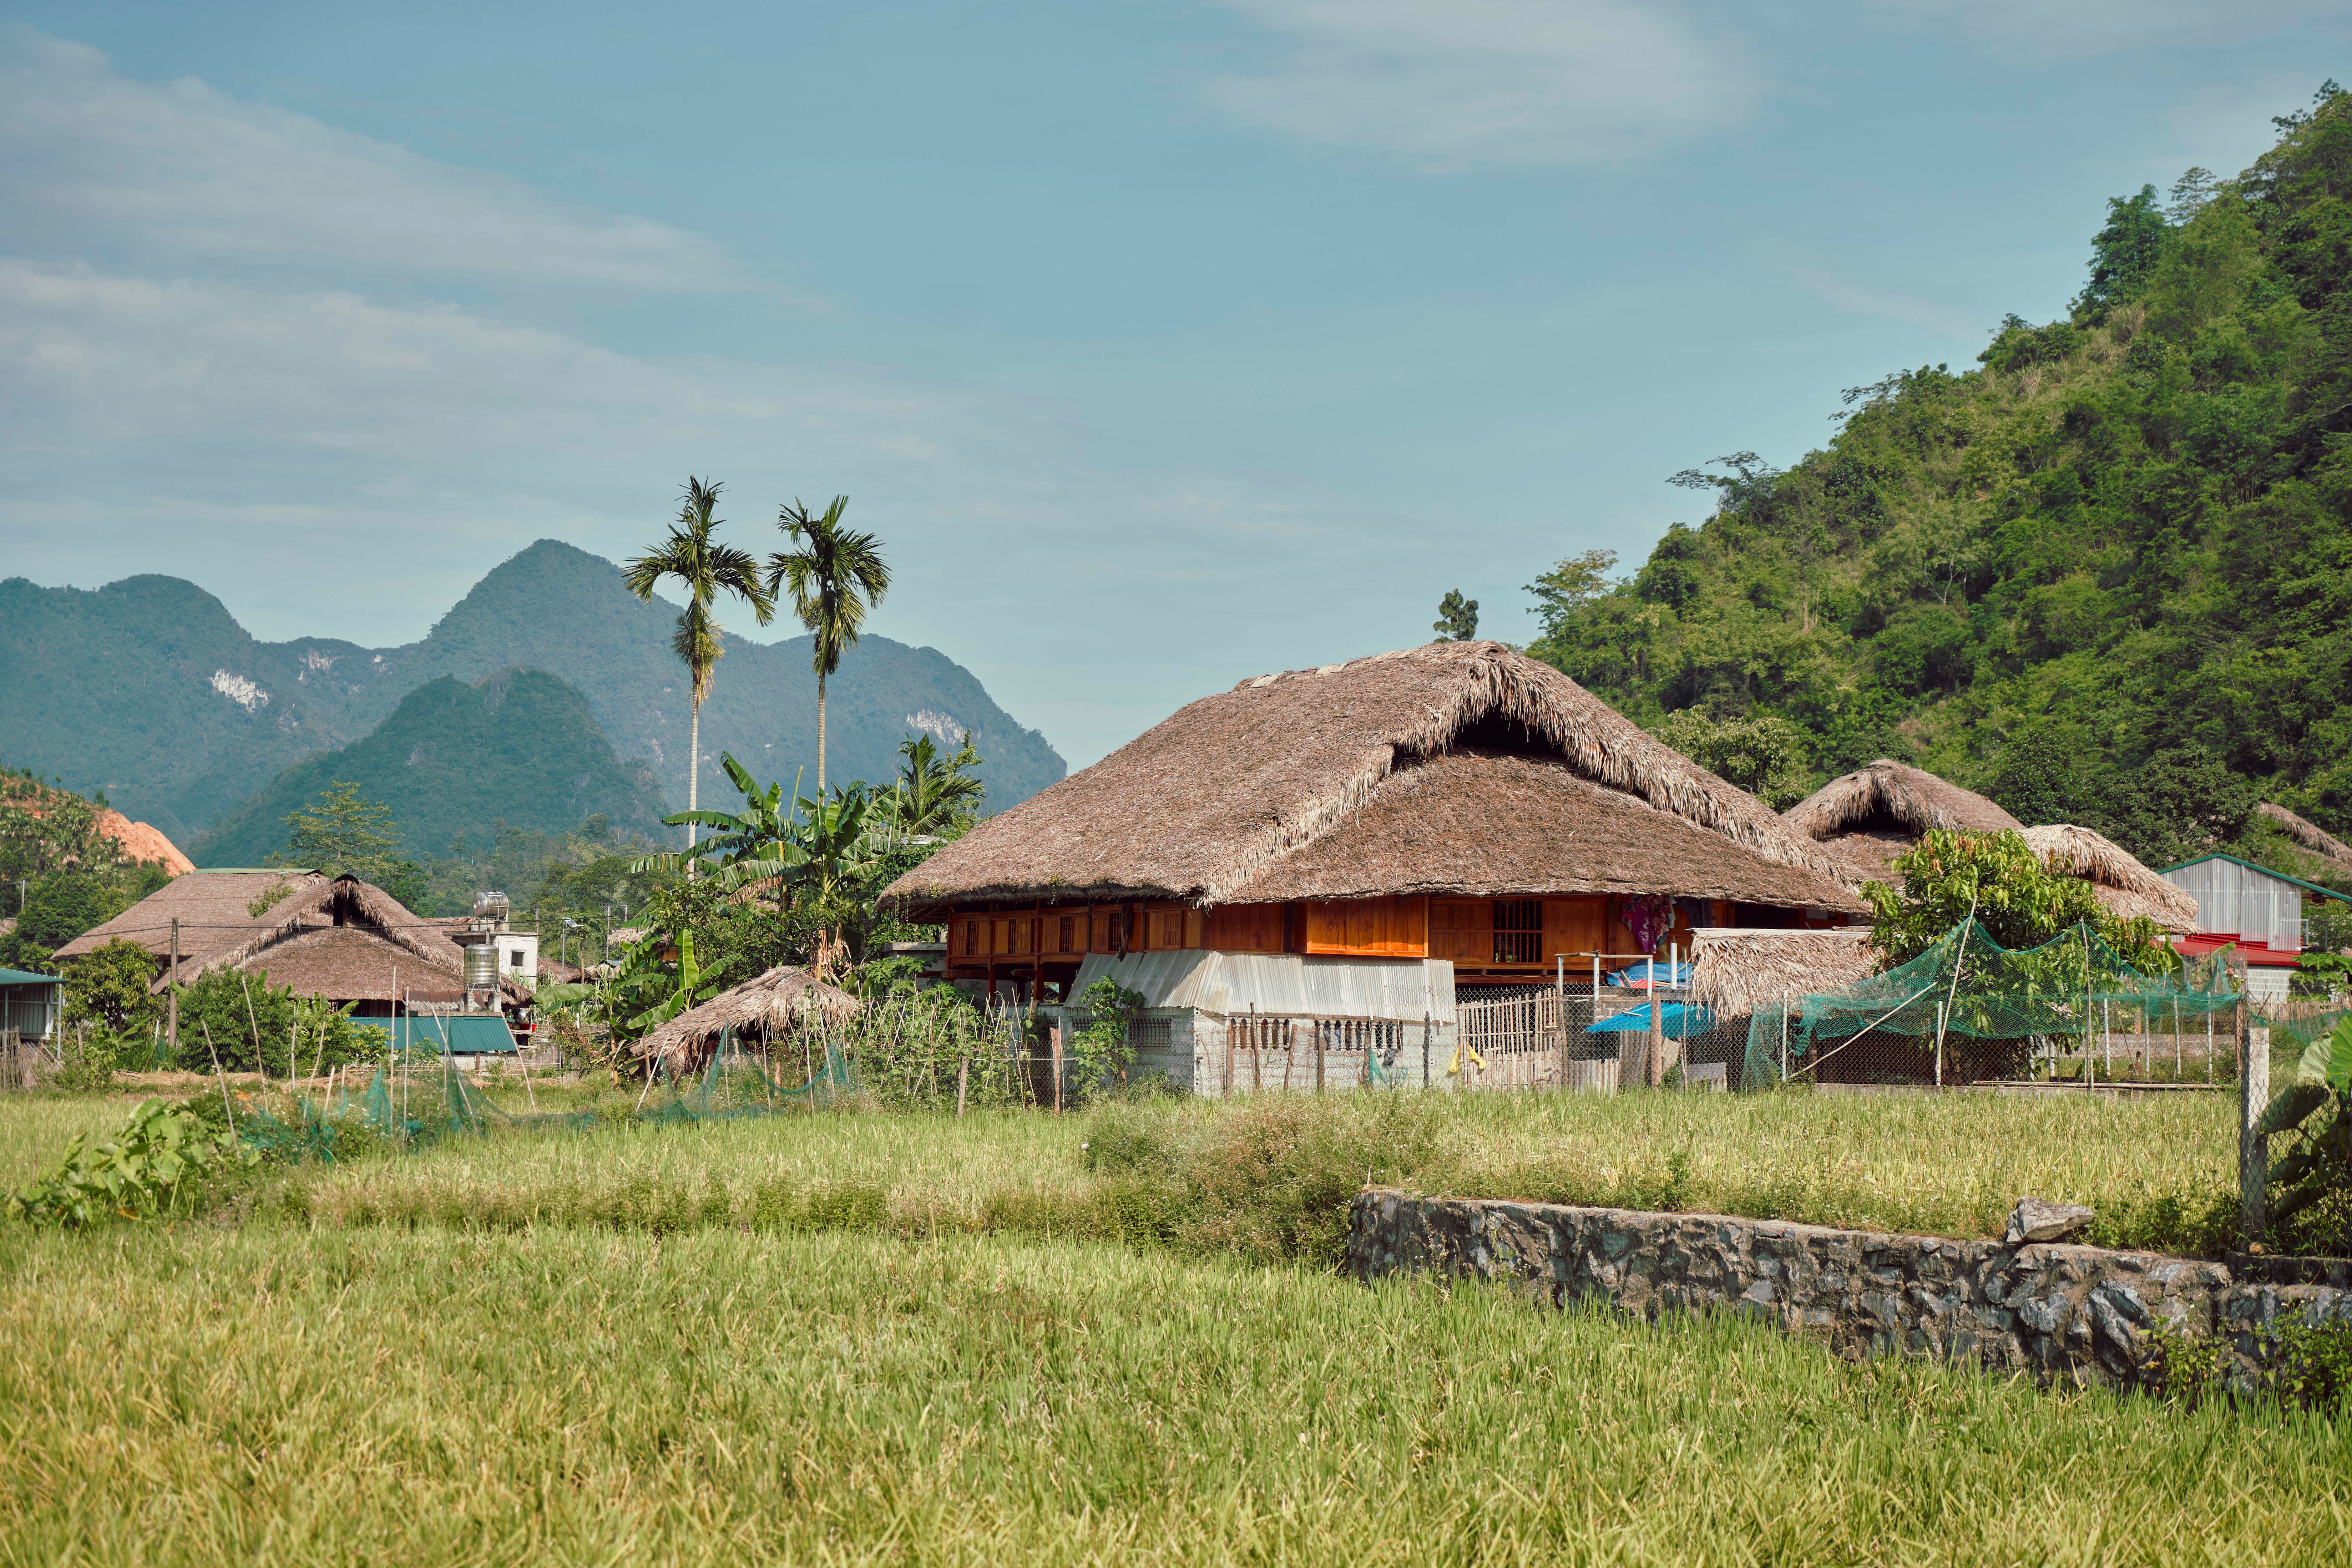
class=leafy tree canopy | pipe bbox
[1527,85,2352,890]
[1432,590,1480,642]
[1866,829,2171,971]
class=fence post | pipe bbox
[1051,1022,1063,1116]
[2238,992,2267,1246]
[1422,1012,1431,1088]
[1646,969,1664,1090]
[1315,1022,1325,1094]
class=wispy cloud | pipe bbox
[0,26,743,292]
[1865,0,2352,54]
[1794,268,1986,344]
[1203,0,1759,171]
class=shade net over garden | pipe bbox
[1740,919,2263,1090]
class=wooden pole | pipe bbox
[1645,952,1664,1090]
[2238,987,2267,1246]
[955,1048,970,1117]
[1315,1022,1325,1094]
[1051,1021,1063,1115]
[167,918,179,1061]
[1555,956,1567,1091]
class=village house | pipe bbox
[881,641,1864,1093]
[54,869,529,1032]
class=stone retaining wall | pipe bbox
[1347,1189,2351,1388]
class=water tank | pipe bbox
[464,943,499,991]
[472,891,510,925]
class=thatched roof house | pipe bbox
[884,642,1860,1000]
[2016,825,2200,931]
[632,964,862,1077]
[1782,760,2023,884]
[1687,927,1876,1017]
[54,869,525,1011]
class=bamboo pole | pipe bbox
[2238,988,2266,1246]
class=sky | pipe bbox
[3,2,2348,770]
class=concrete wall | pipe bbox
[1347,1189,2351,1389]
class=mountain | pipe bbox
[194,668,672,867]
[1526,88,2352,868]
[1,540,1066,843]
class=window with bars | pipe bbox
[1059,916,1076,953]
[1492,900,1543,964]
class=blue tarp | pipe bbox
[396,1014,519,1055]
[1607,961,1693,988]
[1587,1002,1715,1035]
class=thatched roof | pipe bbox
[2017,825,2201,931]
[1783,761,2025,890]
[632,964,863,1077]
[223,922,465,1003]
[1784,760,2021,844]
[882,641,1853,911]
[2260,802,2352,878]
[1686,927,1876,1016]
[54,870,525,1002]
[1225,750,1859,909]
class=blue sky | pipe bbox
[3,3,2346,769]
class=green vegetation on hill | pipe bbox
[1,540,1065,846]
[1529,87,2352,883]
[193,668,672,871]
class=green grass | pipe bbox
[3,1221,2348,1567]
[264,1079,2244,1260]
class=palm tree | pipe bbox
[625,478,774,866]
[768,496,890,794]
[882,732,985,841]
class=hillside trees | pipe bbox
[1528,85,2352,886]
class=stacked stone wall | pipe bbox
[1347,1189,2351,1389]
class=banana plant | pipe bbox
[2257,1013,2352,1224]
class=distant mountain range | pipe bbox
[0,540,1065,849]
[194,668,673,866]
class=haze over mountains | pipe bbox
[1,540,1065,850]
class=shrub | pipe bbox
[6,1099,257,1228]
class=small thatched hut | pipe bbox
[1781,760,2023,884]
[2016,824,2199,932]
[632,964,862,1079]
[1685,927,1877,1018]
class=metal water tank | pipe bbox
[464,942,499,991]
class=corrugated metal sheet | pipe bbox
[1068,952,1455,1022]
[2160,856,2302,951]
[398,1014,519,1054]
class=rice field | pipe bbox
[0,1083,2336,1566]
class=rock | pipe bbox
[2005,1197,2093,1246]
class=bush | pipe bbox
[6,1099,257,1228]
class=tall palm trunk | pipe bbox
[686,697,701,874]
[816,673,828,795]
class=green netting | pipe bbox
[1742,918,2255,1089]
[225,1023,864,1159]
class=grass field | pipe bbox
[1,1083,2341,1565]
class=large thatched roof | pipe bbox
[2017,824,2200,932]
[883,641,1855,911]
[1225,751,1857,909]
[633,964,863,1077]
[1687,927,1876,1016]
[2260,802,2352,879]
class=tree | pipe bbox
[2074,183,2168,316]
[1986,724,2085,828]
[2099,746,2257,869]
[768,496,890,795]
[1524,549,1618,643]
[1432,589,1479,642]
[1865,829,2168,970]
[1650,711,1812,809]
[882,733,986,840]
[61,939,161,1036]
[625,477,777,863]
[276,782,418,892]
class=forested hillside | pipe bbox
[192,669,672,868]
[1530,87,2352,876]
